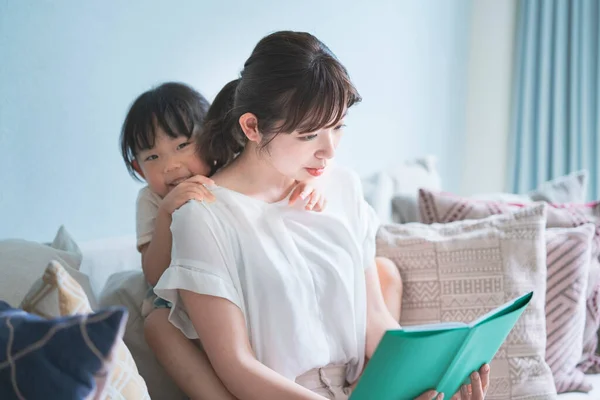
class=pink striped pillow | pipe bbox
[545,226,594,392]
[418,189,600,385]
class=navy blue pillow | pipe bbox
[0,300,127,399]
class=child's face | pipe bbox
[262,121,344,182]
[135,128,210,198]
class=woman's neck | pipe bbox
[212,144,297,203]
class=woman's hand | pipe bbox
[289,182,326,211]
[414,364,490,400]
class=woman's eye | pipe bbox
[334,124,346,131]
[177,142,191,150]
[300,134,318,141]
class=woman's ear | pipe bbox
[239,113,261,143]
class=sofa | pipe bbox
[1,155,600,399]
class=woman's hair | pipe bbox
[120,82,210,180]
[199,31,361,173]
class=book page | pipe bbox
[402,322,468,332]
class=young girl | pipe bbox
[153,32,490,400]
[119,82,342,399]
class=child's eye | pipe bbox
[334,124,346,131]
[299,134,318,141]
[177,142,191,150]
[144,154,158,162]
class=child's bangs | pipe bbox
[155,102,197,140]
[277,61,361,134]
[131,102,196,153]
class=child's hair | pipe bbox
[199,31,361,173]
[120,82,210,181]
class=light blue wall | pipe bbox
[0,0,471,242]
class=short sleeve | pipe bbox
[351,171,380,270]
[153,200,242,339]
[135,187,161,251]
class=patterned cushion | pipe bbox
[20,260,150,400]
[376,204,557,399]
[0,300,126,399]
[418,189,600,374]
[545,226,594,392]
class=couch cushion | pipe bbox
[0,226,95,308]
[363,156,442,224]
[418,189,600,376]
[0,300,126,399]
[20,261,150,399]
[376,204,557,399]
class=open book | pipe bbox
[350,292,533,400]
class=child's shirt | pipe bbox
[135,186,162,251]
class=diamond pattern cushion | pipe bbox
[0,300,126,399]
[20,260,150,400]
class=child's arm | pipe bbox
[140,176,215,286]
[140,208,174,286]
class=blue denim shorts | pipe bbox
[142,286,172,317]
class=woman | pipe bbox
[155,30,489,400]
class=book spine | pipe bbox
[436,328,475,393]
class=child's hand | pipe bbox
[288,182,326,212]
[159,175,216,215]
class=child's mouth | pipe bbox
[168,177,189,187]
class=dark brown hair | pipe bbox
[199,31,361,173]
[120,82,210,180]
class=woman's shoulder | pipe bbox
[172,199,229,234]
[322,165,364,198]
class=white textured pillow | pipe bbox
[363,156,442,223]
[530,170,589,204]
[471,170,588,204]
[391,170,590,225]
[0,226,95,308]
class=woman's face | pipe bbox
[261,120,345,181]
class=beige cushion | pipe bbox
[0,226,95,308]
[20,260,150,400]
[544,226,594,393]
[418,189,600,374]
[100,270,187,400]
[376,204,557,399]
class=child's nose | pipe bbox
[163,160,182,173]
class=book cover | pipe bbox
[350,292,534,400]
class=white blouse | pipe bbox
[154,165,379,383]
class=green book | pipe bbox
[350,292,533,400]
